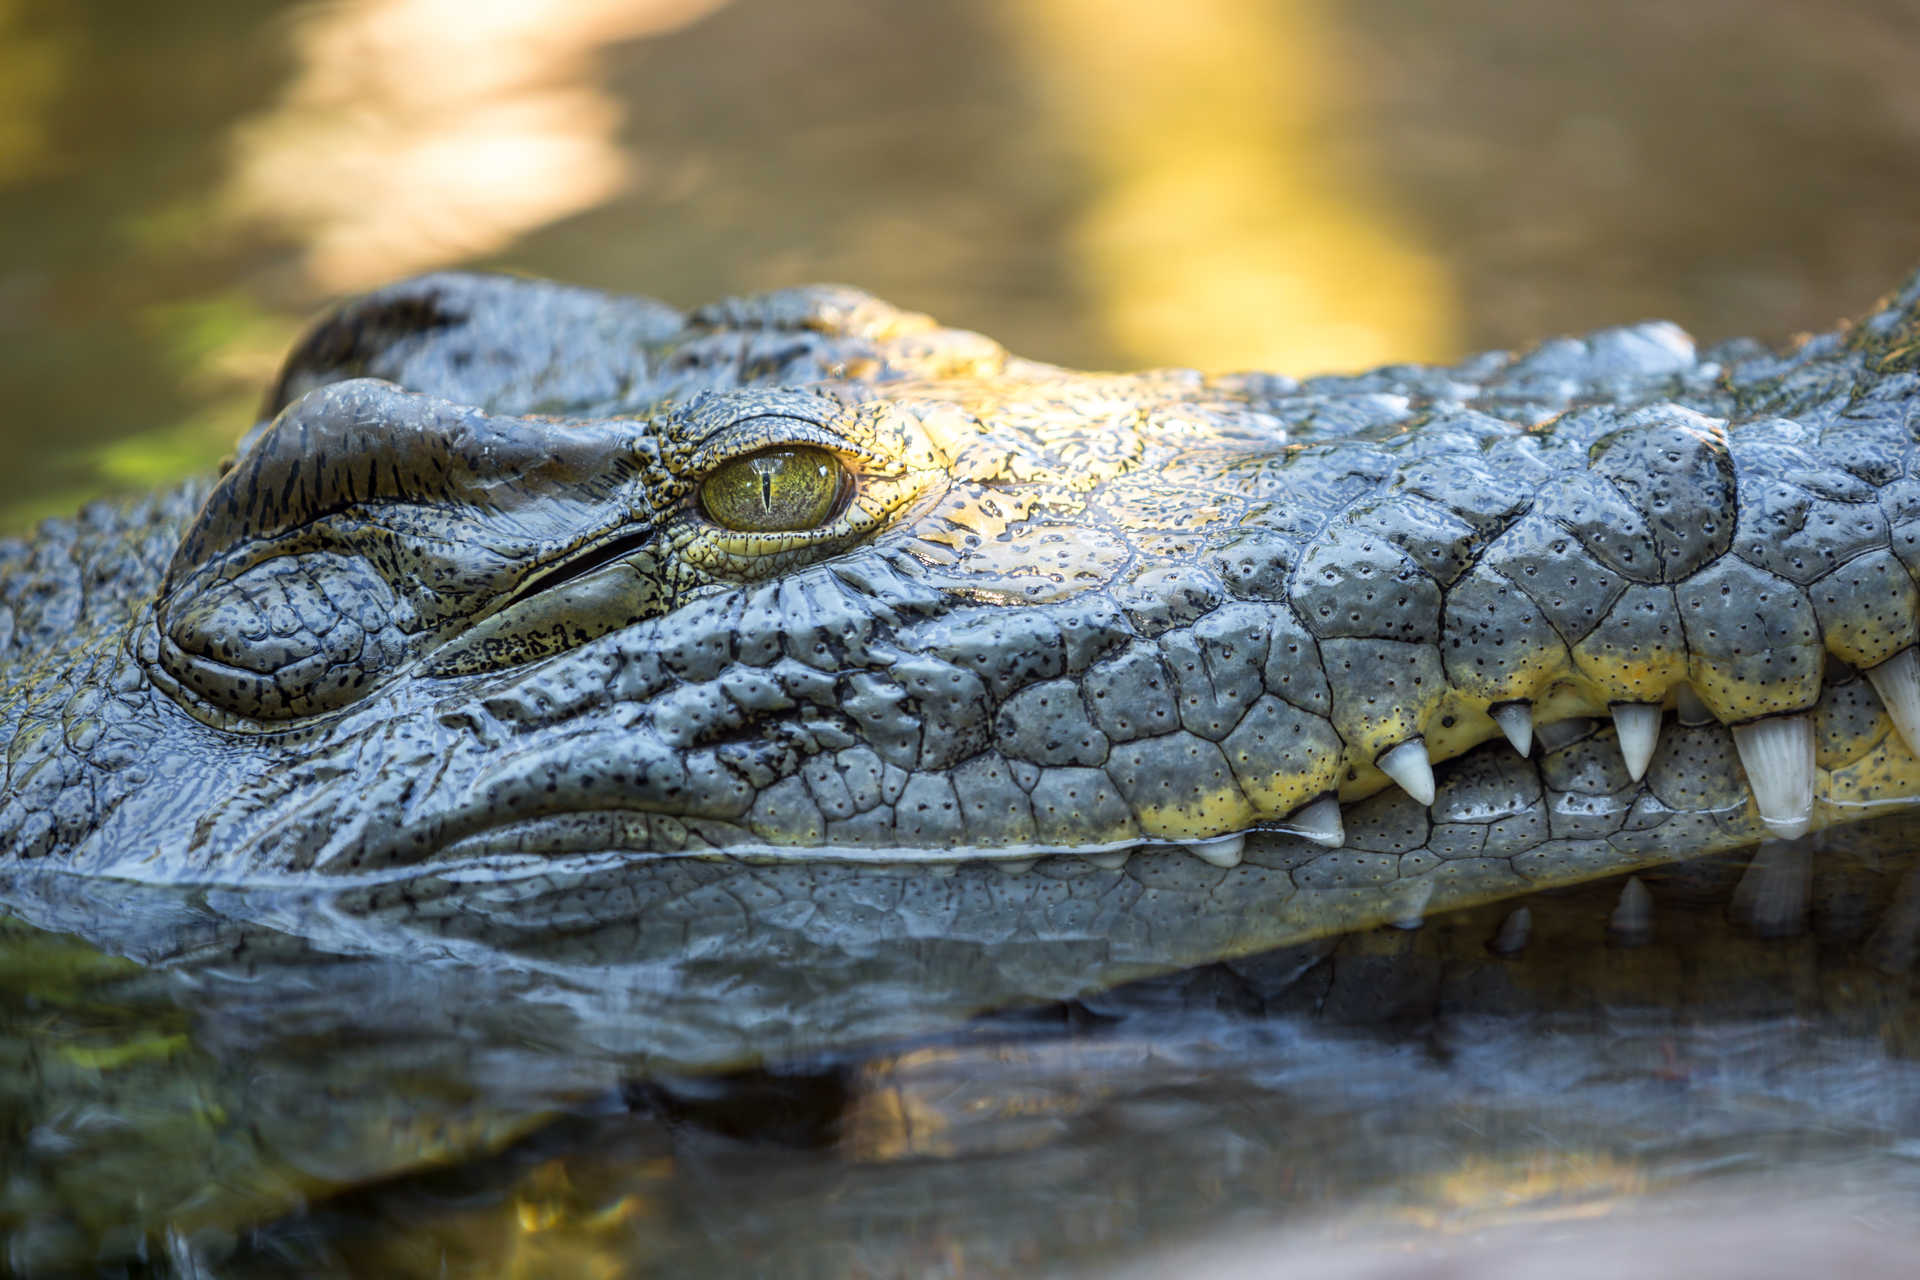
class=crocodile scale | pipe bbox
[2,269,1919,932]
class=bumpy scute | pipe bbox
[0,268,1919,882]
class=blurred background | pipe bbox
[1,0,1918,530]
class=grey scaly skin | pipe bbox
[6,270,1920,1270]
[2,269,1920,937]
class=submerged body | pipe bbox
[6,270,1920,1266]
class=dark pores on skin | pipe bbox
[4,268,1920,884]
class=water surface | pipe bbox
[5,2,1920,1273]
[3,0,1919,525]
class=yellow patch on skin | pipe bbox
[1568,648,1691,708]
[57,1032,191,1071]
[1336,758,1392,805]
[1813,555,1920,669]
[1132,790,1260,841]
[1225,758,1343,820]
[1336,704,1440,769]
[1823,740,1920,815]
[1335,680,1618,805]
[1686,663,1824,723]
[1452,645,1573,709]
[1221,740,1344,821]
[903,483,1036,562]
[1421,702,1508,765]
[1523,682,1598,725]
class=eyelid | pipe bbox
[686,417,880,477]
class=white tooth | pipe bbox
[1185,834,1245,868]
[994,859,1037,876]
[1377,739,1436,806]
[1389,877,1435,930]
[1674,682,1714,726]
[1611,703,1661,781]
[1490,906,1532,955]
[1085,851,1130,870]
[1490,702,1534,756]
[1608,874,1654,945]
[1866,648,1920,756]
[1731,840,1811,938]
[1731,715,1816,841]
[1288,796,1344,848]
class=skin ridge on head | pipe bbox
[0,267,1918,911]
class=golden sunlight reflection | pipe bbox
[0,0,69,188]
[223,0,729,292]
[994,0,1459,374]
[1406,1151,1646,1232]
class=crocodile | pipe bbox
[6,268,1920,1266]
[8,268,1920,885]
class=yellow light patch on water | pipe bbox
[54,1031,191,1072]
[993,0,1458,374]
[222,0,730,292]
[1407,1151,1647,1232]
[0,0,69,188]
[58,296,302,491]
[139,295,302,396]
[83,403,252,488]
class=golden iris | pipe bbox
[699,446,846,532]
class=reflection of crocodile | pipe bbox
[8,270,1920,883]
[6,271,1920,1267]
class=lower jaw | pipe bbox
[419,658,1920,892]
[424,716,1915,880]
[1070,818,1920,1030]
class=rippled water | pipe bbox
[6,1,1920,1274]
[7,822,1920,1274]
[3,0,1920,529]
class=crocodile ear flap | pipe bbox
[155,547,417,724]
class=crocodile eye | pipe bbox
[699,446,847,532]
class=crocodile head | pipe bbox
[9,270,1920,915]
[15,270,1920,1276]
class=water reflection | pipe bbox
[992,0,1457,372]
[5,3,1920,1273]
[0,0,68,187]
[4,1,1920,528]
[223,0,728,292]
[6,817,1920,1273]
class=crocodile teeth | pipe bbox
[1289,796,1344,848]
[1490,702,1533,756]
[1377,739,1436,806]
[1731,715,1816,841]
[1084,851,1131,870]
[1389,878,1435,930]
[1611,703,1661,781]
[1866,648,1920,757]
[1732,840,1811,938]
[1490,906,1532,956]
[1185,834,1245,868]
[1607,874,1654,946]
[993,859,1037,876]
